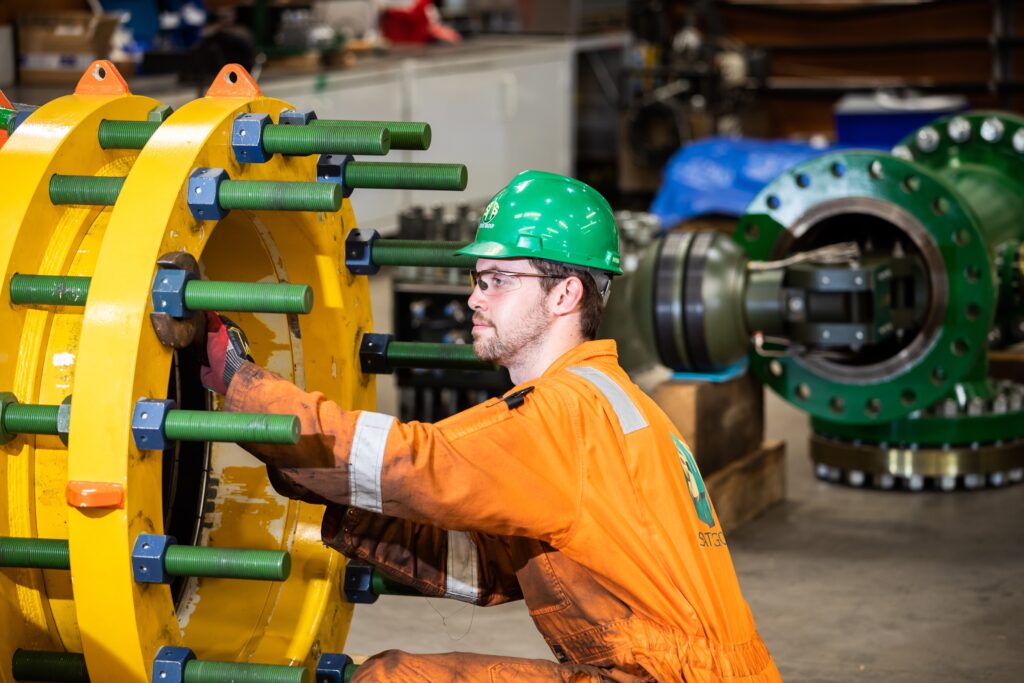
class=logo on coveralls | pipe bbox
[482,200,500,223]
[672,434,716,529]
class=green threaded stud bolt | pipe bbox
[0,537,70,570]
[183,281,313,315]
[371,569,424,597]
[184,660,308,683]
[387,342,494,371]
[97,119,160,149]
[11,274,311,315]
[2,403,60,436]
[263,124,391,156]
[311,119,431,150]
[164,545,290,581]
[163,410,300,445]
[218,179,341,212]
[12,650,89,683]
[371,239,475,269]
[9,274,91,306]
[49,174,124,206]
[344,162,467,192]
[1,108,15,133]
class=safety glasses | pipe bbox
[469,269,564,295]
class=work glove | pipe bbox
[200,312,253,395]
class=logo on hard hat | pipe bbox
[482,200,500,223]
[672,434,715,528]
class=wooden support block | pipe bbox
[706,440,785,533]
[989,350,1024,384]
[651,373,764,476]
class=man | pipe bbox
[202,170,780,682]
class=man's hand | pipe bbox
[201,312,253,395]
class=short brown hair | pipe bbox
[529,258,607,339]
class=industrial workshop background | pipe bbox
[0,1,1021,683]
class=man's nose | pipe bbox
[468,283,486,310]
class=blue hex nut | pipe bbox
[56,396,72,447]
[152,646,195,683]
[187,168,229,222]
[133,533,176,584]
[345,228,380,275]
[131,398,176,451]
[343,560,379,604]
[232,112,271,164]
[316,653,355,683]
[151,268,195,319]
[279,108,317,126]
[317,154,355,199]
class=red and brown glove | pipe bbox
[200,312,254,395]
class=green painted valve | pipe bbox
[49,175,341,213]
[344,161,467,192]
[161,409,300,445]
[311,119,432,150]
[372,239,475,269]
[11,274,312,315]
[12,650,89,683]
[0,537,290,582]
[98,119,392,156]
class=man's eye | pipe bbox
[491,274,511,288]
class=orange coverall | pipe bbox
[225,340,781,682]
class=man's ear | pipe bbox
[550,275,585,315]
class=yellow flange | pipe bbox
[0,62,159,676]
[68,65,372,680]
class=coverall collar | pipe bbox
[539,339,619,379]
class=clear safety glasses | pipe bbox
[469,269,564,296]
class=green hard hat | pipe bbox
[456,170,622,275]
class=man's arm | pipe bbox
[324,507,523,606]
[225,362,582,543]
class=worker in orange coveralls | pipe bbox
[201,170,781,682]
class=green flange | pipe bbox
[163,410,300,445]
[371,239,476,269]
[345,162,467,192]
[387,342,495,371]
[11,274,312,315]
[734,151,994,425]
[183,660,307,683]
[49,175,341,212]
[311,119,432,150]
[12,650,89,683]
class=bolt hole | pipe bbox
[869,160,884,179]
[953,229,970,246]
[901,389,917,406]
[865,398,882,417]
[830,162,846,177]
[966,303,982,321]
[769,360,783,377]
[931,367,946,385]
[141,412,148,420]
[901,175,920,193]
[142,543,150,550]
[93,65,106,80]
[766,195,781,210]
[829,397,845,413]
[796,383,811,400]
[795,173,810,188]
[964,265,981,283]
[932,197,949,216]
[952,339,969,356]
[744,223,760,241]
[225,70,239,84]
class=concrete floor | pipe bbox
[345,390,1024,681]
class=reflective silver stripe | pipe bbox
[349,411,395,513]
[445,530,480,603]
[568,366,648,434]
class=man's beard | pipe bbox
[473,296,549,365]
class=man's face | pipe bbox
[468,258,552,365]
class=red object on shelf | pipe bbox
[380,0,461,45]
